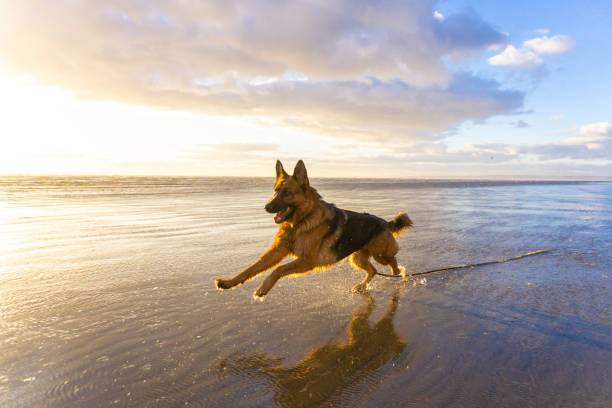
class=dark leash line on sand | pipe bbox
[326,249,552,343]
[375,249,552,279]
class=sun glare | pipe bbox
[0,70,349,177]
[0,73,285,176]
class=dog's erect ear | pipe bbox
[293,160,309,188]
[275,160,288,180]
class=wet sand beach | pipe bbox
[1,176,610,407]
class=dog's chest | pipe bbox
[284,224,337,264]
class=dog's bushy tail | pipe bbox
[388,212,413,236]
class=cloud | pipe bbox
[0,1,506,87]
[512,120,529,128]
[550,114,565,120]
[474,122,612,160]
[488,45,543,69]
[179,122,611,178]
[0,1,521,144]
[433,8,506,55]
[562,122,611,146]
[433,11,445,21]
[218,72,524,143]
[488,33,574,69]
[523,35,575,55]
[209,143,279,152]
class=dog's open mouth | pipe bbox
[273,206,295,224]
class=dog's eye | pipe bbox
[283,191,293,198]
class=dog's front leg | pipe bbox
[215,245,289,290]
[253,258,314,298]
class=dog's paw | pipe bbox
[351,283,368,293]
[252,290,266,301]
[215,279,232,291]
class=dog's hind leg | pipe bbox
[369,231,403,277]
[349,249,378,293]
[374,255,402,276]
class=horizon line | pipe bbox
[1,173,610,182]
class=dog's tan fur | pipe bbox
[215,160,412,298]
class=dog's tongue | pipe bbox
[274,208,289,223]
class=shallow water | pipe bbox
[0,176,610,407]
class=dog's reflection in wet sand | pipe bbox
[219,294,405,407]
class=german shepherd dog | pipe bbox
[215,160,412,298]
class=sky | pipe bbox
[0,0,610,179]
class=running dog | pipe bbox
[215,160,412,298]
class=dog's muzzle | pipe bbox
[264,202,278,213]
[265,202,294,224]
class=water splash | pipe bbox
[398,265,407,281]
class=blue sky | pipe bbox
[0,0,610,178]
[442,0,612,143]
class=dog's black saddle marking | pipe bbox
[332,208,386,260]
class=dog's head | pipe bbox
[265,160,312,224]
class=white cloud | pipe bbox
[0,0,518,144]
[524,35,575,54]
[488,33,574,69]
[562,122,612,146]
[473,122,612,161]
[433,10,445,21]
[0,1,503,89]
[488,45,543,68]
[550,114,565,120]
